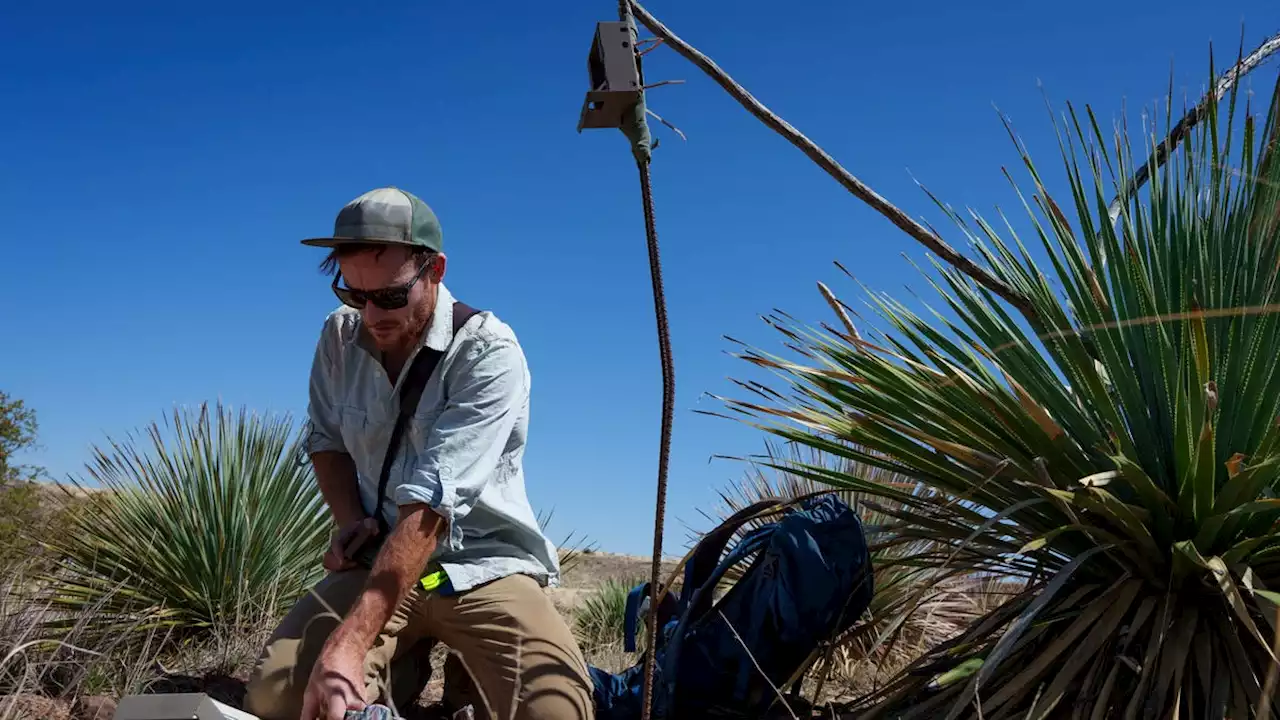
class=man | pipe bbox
[244,187,594,720]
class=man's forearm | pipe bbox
[327,503,443,653]
[311,451,366,527]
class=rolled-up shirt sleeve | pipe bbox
[394,335,527,552]
[304,316,347,456]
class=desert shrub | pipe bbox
[0,391,40,485]
[719,66,1280,716]
[0,481,44,571]
[575,577,640,653]
[36,402,328,642]
[0,391,67,573]
[0,557,167,704]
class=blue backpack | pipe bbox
[589,493,874,719]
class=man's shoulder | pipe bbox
[462,307,520,346]
[454,307,528,371]
[318,306,364,346]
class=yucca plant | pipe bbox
[575,577,645,653]
[716,63,1280,717]
[38,402,329,640]
[709,439,1022,698]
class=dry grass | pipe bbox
[0,547,672,717]
[0,525,999,718]
[571,576,646,673]
[556,552,1006,705]
[806,575,1025,704]
[0,561,169,719]
[0,550,299,718]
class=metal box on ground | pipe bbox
[113,693,259,720]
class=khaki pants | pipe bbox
[244,570,594,720]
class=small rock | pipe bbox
[0,693,73,720]
[74,695,117,720]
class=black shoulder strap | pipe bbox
[681,498,785,601]
[374,300,480,535]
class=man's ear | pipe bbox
[428,253,448,284]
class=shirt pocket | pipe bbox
[338,405,369,457]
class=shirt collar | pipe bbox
[422,283,456,353]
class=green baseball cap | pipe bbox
[300,186,443,252]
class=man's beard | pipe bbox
[371,299,434,355]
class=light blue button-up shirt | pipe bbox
[304,283,560,592]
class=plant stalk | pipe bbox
[626,0,1038,323]
[1107,31,1280,223]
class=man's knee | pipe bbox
[438,575,594,720]
[244,643,433,720]
[450,648,594,720]
[243,635,306,720]
[243,572,367,719]
[516,664,595,720]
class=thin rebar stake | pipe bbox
[636,159,673,720]
[615,2,673,720]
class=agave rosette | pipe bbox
[718,69,1280,717]
[39,403,329,638]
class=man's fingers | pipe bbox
[300,687,319,720]
[321,680,365,720]
[322,549,343,572]
[323,557,356,573]
[326,534,347,568]
[344,523,376,558]
[323,698,347,720]
[303,681,361,720]
[328,698,362,720]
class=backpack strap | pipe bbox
[615,498,786,655]
[373,301,480,536]
[657,500,790,704]
[680,499,785,611]
[686,524,777,623]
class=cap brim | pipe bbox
[299,236,413,248]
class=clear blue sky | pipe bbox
[2,0,1275,556]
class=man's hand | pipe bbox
[306,504,443,719]
[324,517,380,572]
[300,639,367,720]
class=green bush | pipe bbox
[0,391,69,574]
[0,390,40,485]
[720,70,1280,716]
[39,402,329,640]
[575,577,643,654]
[0,482,42,571]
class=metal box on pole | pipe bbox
[577,21,641,131]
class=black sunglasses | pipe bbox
[332,256,434,311]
